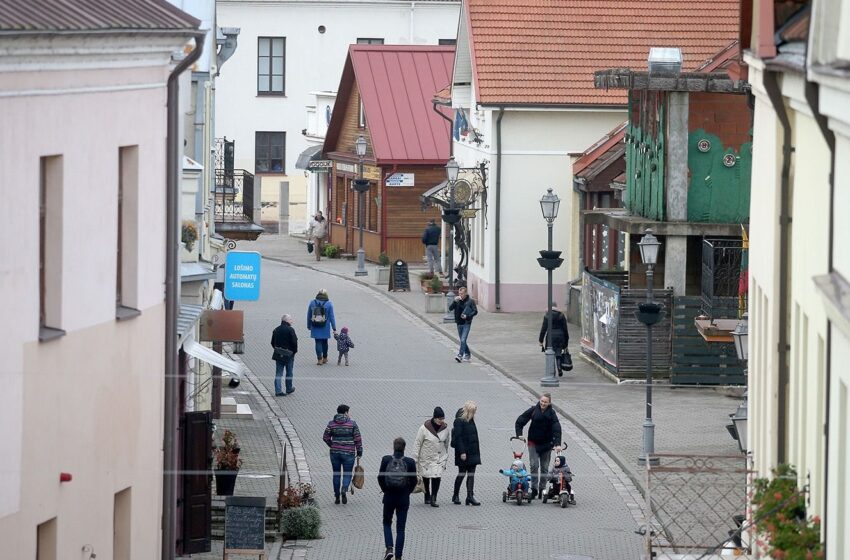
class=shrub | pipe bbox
[429,275,443,293]
[323,244,340,258]
[279,483,316,510]
[419,272,435,281]
[378,252,390,267]
[281,506,321,540]
[181,220,198,251]
[751,464,823,559]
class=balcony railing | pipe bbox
[213,169,263,240]
[701,238,744,316]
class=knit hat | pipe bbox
[341,326,349,333]
[433,406,445,419]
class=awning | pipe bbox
[420,180,449,208]
[182,338,247,378]
[295,144,331,171]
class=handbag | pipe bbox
[307,241,314,254]
[413,475,424,494]
[273,347,294,361]
[561,350,574,371]
[352,457,365,489]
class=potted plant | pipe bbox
[419,271,435,292]
[425,275,446,313]
[213,429,243,496]
[322,243,341,259]
[181,220,198,252]
[375,252,391,285]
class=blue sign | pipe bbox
[224,251,261,301]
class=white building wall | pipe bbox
[216,0,460,233]
[0,36,185,558]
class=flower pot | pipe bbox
[425,293,445,313]
[374,266,390,285]
[215,470,239,496]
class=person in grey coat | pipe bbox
[421,219,442,275]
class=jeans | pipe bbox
[314,338,329,359]
[456,323,471,357]
[274,357,294,394]
[425,244,442,274]
[382,498,409,558]
[330,452,355,496]
[527,445,552,492]
[509,479,530,494]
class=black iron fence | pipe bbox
[214,169,255,224]
[701,239,745,316]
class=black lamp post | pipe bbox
[635,228,661,466]
[442,158,461,323]
[353,135,369,276]
[537,188,563,387]
[729,313,749,453]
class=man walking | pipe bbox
[449,286,477,362]
[515,393,562,499]
[270,314,298,396]
[306,211,328,261]
[421,218,443,276]
[378,437,417,560]
[323,404,363,504]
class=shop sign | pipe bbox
[386,173,415,187]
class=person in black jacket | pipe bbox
[271,314,298,396]
[451,400,481,506]
[515,393,562,499]
[378,437,418,560]
[421,219,443,276]
[539,302,570,375]
[448,286,478,362]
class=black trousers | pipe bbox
[453,465,477,497]
[422,477,441,498]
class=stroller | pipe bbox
[541,449,576,508]
[501,437,533,505]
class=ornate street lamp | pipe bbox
[537,188,563,387]
[353,135,369,276]
[442,158,462,323]
[727,312,749,453]
[635,228,662,466]
[731,313,748,362]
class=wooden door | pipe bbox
[181,411,212,554]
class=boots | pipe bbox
[430,495,439,507]
[451,494,461,505]
[465,494,481,506]
[465,473,479,505]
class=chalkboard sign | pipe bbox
[224,496,266,554]
[389,259,410,292]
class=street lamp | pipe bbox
[537,188,563,387]
[731,313,748,362]
[353,135,369,276]
[635,228,662,466]
[442,158,461,323]
[728,313,749,453]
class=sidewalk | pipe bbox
[240,233,745,492]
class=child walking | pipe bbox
[334,327,355,366]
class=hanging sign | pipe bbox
[224,251,261,301]
[386,173,414,187]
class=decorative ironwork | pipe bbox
[701,239,744,316]
[214,168,256,224]
[642,453,752,557]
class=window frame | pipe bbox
[257,36,286,96]
[254,131,286,174]
[356,38,384,45]
[438,38,457,46]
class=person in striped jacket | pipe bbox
[323,404,364,504]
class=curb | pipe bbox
[261,255,650,508]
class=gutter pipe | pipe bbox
[163,32,205,560]
[495,107,505,310]
[762,70,791,464]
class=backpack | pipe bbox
[311,301,327,328]
[384,457,408,490]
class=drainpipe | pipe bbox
[762,70,791,464]
[803,74,835,546]
[163,32,205,560]
[495,107,505,310]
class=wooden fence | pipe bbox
[616,289,673,379]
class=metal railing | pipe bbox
[701,239,744,316]
[213,168,256,224]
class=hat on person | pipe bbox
[433,406,445,419]
[341,326,349,333]
[512,459,524,468]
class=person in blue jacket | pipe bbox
[307,288,336,365]
[499,459,531,495]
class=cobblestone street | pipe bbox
[235,258,644,560]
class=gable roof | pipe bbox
[462,0,740,106]
[325,44,455,165]
[573,121,627,178]
[0,0,200,32]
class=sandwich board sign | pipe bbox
[224,496,266,559]
[224,251,261,301]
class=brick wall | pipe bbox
[688,92,752,150]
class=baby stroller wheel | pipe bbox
[502,491,507,503]
[542,493,548,504]
[516,491,523,505]
[560,494,569,508]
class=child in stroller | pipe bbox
[500,459,533,505]
[542,454,576,507]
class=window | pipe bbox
[359,97,366,128]
[255,132,285,173]
[39,156,64,341]
[257,37,285,95]
[36,517,57,560]
[356,38,384,45]
[114,488,131,560]
[439,38,457,46]
[117,146,140,319]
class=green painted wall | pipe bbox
[686,129,751,222]
[625,96,665,221]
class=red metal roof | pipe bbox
[0,0,199,32]
[573,121,627,177]
[464,0,740,106]
[350,45,455,164]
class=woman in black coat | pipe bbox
[539,303,570,375]
[451,400,481,505]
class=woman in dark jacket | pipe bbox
[539,303,570,375]
[451,400,481,505]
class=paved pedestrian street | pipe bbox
[237,259,644,560]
